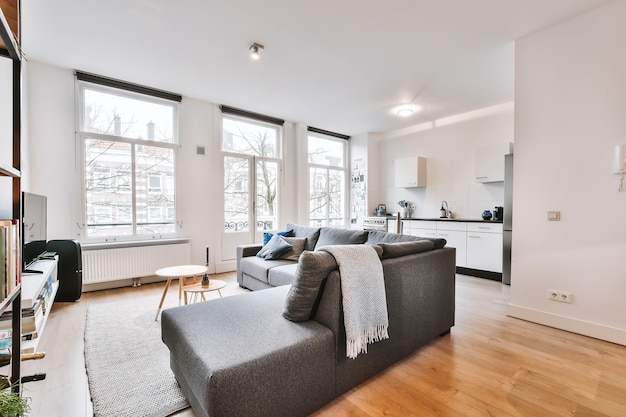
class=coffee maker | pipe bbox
[494,206,504,221]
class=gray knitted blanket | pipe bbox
[319,245,389,359]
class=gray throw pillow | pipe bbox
[315,228,368,248]
[286,223,321,251]
[283,251,338,322]
[379,240,435,259]
[256,234,293,260]
[279,237,307,261]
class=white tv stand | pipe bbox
[20,258,59,353]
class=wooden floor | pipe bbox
[14,273,626,417]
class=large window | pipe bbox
[308,133,348,227]
[77,76,180,240]
[222,112,282,233]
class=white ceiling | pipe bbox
[21,0,612,136]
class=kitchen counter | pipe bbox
[400,217,503,224]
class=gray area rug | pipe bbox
[84,302,189,417]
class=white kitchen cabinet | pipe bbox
[474,142,513,183]
[395,156,427,188]
[436,221,467,267]
[466,223,503,272]
[402,220,436,238]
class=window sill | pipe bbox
[81,237,189,251]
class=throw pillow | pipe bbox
[279,237,307,261]
[256,234,293,260]
[263,229,294,245]
[315,228,368,248]
[283,251,338,322]
[379,240,435,259]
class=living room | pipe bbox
[2,0,626,416]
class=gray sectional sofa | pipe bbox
[236,223,448,290]
[161,224,456,417]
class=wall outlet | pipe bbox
[559,291,572,304]
[547,289,573,303]
[547,289,559,301]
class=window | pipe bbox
[77,74,180,240]
[221,108,283,233]
[308,132,349,227]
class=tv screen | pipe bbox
[22,192,47,269]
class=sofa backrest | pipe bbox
[315,228,368,248]
[310,246,456,396]
[286,223,321,252]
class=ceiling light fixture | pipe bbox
[249,43,264,60]
[397,107,414,117]
[394,104,423,117]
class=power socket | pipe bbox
[547,289,560,301]
[547,289,572,304]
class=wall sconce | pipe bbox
[249,43,264,60]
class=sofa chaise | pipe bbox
[161,225,456,417]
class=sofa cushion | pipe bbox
[279,237,307,261]
[242,256,294,284]
[257,234,293,260]
[287,223,321,251]
[161,286,336,417]
[379,240,435,259]
[366,231,447,249]
[366,231,420,245]
[268,263,299,286]
[315,228,368,248]
[263,229,294,245]
[283,251,338,322]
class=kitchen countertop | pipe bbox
[397,217,503,224]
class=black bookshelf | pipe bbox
[0,1,22,393]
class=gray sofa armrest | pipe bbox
[237,244,263,286]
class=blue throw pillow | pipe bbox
[257,234,293,260]
[263,229,294,245]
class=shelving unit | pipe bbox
[0,0,23,392]
[19,259,58,354]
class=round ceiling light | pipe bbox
[395,104,423,117]
[397,107,414,117]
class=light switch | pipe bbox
[547,211,560,221]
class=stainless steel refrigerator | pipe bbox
[503,154,513,285]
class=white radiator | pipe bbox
[82,243,192,283]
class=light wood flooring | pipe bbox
[13,273,626,417]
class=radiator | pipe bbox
[82,243,192,283]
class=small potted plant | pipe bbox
[0,389,30,417]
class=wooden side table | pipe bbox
[154,264,207,321]
[182,279,227,304]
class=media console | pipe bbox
[17,258,58,353]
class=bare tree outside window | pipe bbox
[80,86,178,239]
[222,116,281,232]
[308,135,347,227]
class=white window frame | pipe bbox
[76,80,180,243]
[307,132,349,228]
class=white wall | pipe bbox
[379,104,514,220]
[24,61,303,273]
[510,0,626,345]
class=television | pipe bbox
[22,192,47,270]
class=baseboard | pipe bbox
[508,303,626,346]
[456,267,502,282]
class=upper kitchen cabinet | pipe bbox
[474,142,513,183]
[395,156,427,188]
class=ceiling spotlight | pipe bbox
[397,107,414,117]
[249,43,264,60]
